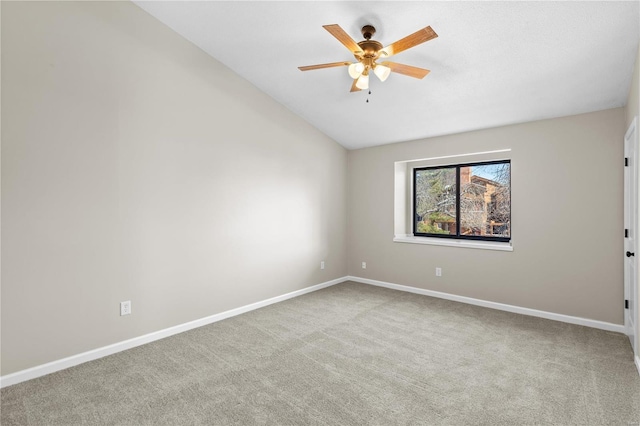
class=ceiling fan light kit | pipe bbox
[348,62,365,79]
[355,73,369,90]
[373,64,391,82]
[299,23,438,93]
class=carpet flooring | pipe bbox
[2,281,640,425]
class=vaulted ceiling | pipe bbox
[134,1,639,150]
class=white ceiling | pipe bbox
[134,1,639,150]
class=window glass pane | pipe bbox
[415,167,457,235]
[459,162,510,238]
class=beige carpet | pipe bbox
[2,281,639,425]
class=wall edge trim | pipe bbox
[0,276,349,388]
[346,276,626,334]
[3,275,628,387]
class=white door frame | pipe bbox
[624,116,638,359]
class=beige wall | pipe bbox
[1,1,347,375]
[348,108,625,325]
[626,44,639,129]
[1,0,633,379]
[625,43,640,358]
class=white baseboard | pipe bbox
[347,276,626,334]
[0,276,348,389]
[635,355,640,376]
[2,275,630,388]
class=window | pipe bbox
[413,160,511,242]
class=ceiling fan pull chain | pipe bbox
[366,90,371,103]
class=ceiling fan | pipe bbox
[298,24,438,92]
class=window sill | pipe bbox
[393,235,513,252]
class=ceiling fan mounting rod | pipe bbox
[361,25,376,40]
[354,25,383,61]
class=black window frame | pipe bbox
[413,159,511,242]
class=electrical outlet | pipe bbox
[362,262,367,269]
[436,267,442,277]
[320,261,325,270]
[120,300,131,316]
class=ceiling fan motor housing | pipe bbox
[357,40,383,58]
[356,26,383,65]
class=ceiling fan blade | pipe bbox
[381,61,431,79]
[323,24,363,54]
[380,26,438,57]
[298,61,351,71]
[350,79,361,92]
